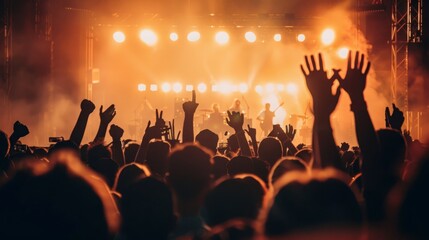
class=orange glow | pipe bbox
[113,31,126,43]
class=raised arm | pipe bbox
[9,121,29,147]
[109,124,125,166]
[226,111,252,157]
[93,104,116,143]
[134,121,162,163]
[340,51,379,179]
[245,124,258,156]
[70,99,95,145]
[182,90,199,143]
[300,54,343,170]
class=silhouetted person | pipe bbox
[227,156,254,177]
[124,143,140,164]
[121,177,175,240]
[113,163,151,194]
[258,137,283,168]
[87,157,119,189]
[0,155,119,239]
[212,155,229,180]
[145,140,170,178]
[167,143,213,239]
[265,171,362,236]
[203,175,266,227]
[269,157,309,185]
[196,129,219,155]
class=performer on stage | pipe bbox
[209,104,223,123]
[257,103,275,136]
[229,98,244,114]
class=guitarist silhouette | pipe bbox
[257,102,284,136]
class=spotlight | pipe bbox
[215,31,229,45]
[286,83,298,95]
[238,83,248,93]
[150,84,158,92]
[187,31,201,42]
[139,29,157,46]
[172,83,182,93]
[244,31,257,43]
[170,32,179,42]
[197,83,207,93]
[113,31,126,43]
[137,83,146,92]
[255,85,263,94]
[337,47,349,59]
[321,28,335,45]
[161,83,171,92]
[297,34,306,42]
[218,82,233,94]
[185,85,193,92]
[273,33,282,42]
[265,83,275,93]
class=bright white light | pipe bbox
[197,83,207,93]
[218,82,233,94]
[255,85,263,94]
[139,29,157,46]
[321,28,335,45]
[266,83,275,93]
[187,31,201,42]
[170,32,179,42]
[297,33,306,42]
[245,31,257,43]
[215,31,229,45]
[286,83,298,95]
[185,85,193,92]
[172,83,183,93]
[137,83,146,92]
[273,33,282,42]
[161,83,171,92]
[150,84,158,91]
[263,96,286,124]
[337,47,349,59]
[113,31,126,43]
[238,83,248,93]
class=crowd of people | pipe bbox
[0,51,428,239]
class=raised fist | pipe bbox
[80,99,95,114]
[13,121,29,138]
[109,124,124,140]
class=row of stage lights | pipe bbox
[113,28,350,59]
[112,28,338,46]
[137,82,299,95]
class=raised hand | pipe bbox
[340,51,371,102]
[385,103,404,130]
[182,90,199,115]
[155,109,166,128]
[300,53,340,116]
[166,120,181,147]
[285,124,296,142]
[99,104,116,125]
[13,121,29,138]
[226,111,244,132]
[109,124,124,140]
[244,124,256,140]
[80,99,95,115]
[340,142,350,152]
[143,121,162,141]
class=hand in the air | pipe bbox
[109,124,124,140]
[226,111,244,132]
[100,104,116,125]
[143,121,162,141]
[340,142,350,152]
[155,109,166,128]
[285,124,296,142]
[301,53,340,117]
[340,51,371,102]
[13,121,30,138]
[80,99,95,115]
[182,90,199,115]
[385,103,404,130]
